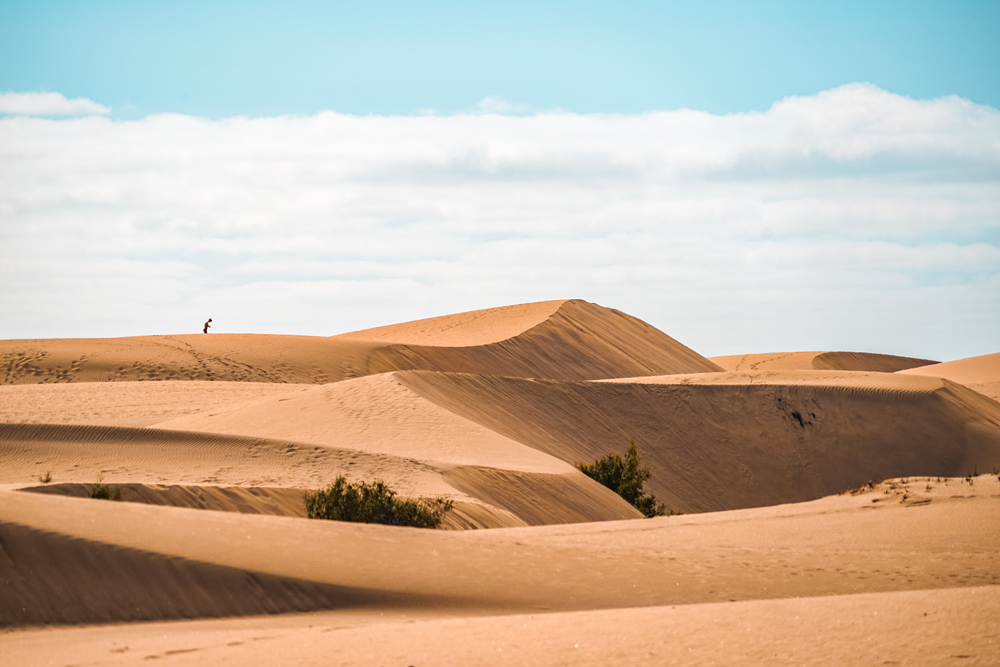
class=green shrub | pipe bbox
[304,476,453,529]
[89,476,122,501]
[578,441,670,517]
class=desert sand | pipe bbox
[900,352,1000,402]
[1,299,998,665]
[710,350,938,373]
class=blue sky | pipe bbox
[1,0,998,118]
[0,2,998,360]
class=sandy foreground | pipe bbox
[1,300,999,665]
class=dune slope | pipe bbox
[0,420,638,528]
[0,520,428,628]
[712,351,937,372]
[900,352,1000,402]
[7,587,993,667]
[356,299,723,379]
[1,477,998,628]
[0,380,313,427]
[0,300,720,386]
[399,370,1000,513]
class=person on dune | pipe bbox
[203,318,212,334]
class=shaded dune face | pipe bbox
[399,371,1000,514]
[0,300,721,386]
[2,480,1000,628]
[0,421,636,529]
[360,300,723,380]
[0,520,445,628]
[712,351,938,373]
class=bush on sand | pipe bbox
[578,441,670,517]
[305,476,453,528]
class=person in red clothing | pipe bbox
[203,318,212,334]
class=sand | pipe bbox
[0,300,721,385]
[711,350,938,372]
[0,381,314,427]
[900,352,1000,402]
[4,588,996,667]
[1,299,998,665]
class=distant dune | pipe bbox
[1,299,998,664]
[711,350,937,373]
[0,300,720,385]
[899,352,1000,402]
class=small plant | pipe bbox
[578,441,670,517]
[89,475,122,501]
[304,476,453,528]
[38,471,52,484]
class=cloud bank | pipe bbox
[0,84,997,359]
[0,91,110,116]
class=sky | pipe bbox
[1,1,998,361]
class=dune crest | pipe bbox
[2,477,999,628]
[333,300,566,346]
[0,300,719,385]
[900,352,1000,402]
[711,350,937,373]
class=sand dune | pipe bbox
[332,300,566,346]
[0,421,635,529]
[2,476,998,629]
[18,482,527,531]
[399,369,1000,513]
[351,299,723,380]
[900,351,1000,402]
[0,381,313,427]
[0,333,379,384]
[712,350,937,372]
[2,299,998,663]
[0,300,720,386]
[10,367,999,520]
[0,422,446,491]
[155,373,572,474]
[5,587,994,667]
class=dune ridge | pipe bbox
[2,477,998,628]
[332,300,567,347]
[711,350,937,372]
[0,300,720,387]
[398,370,1000,513]
[0,421,635,528]
[900,351,1000,402]
[17,483,528,530]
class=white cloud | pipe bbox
[0,91,110,116]
[0,85,997,359]
[470,96,538,115]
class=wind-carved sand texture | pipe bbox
[1,299,998,665]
